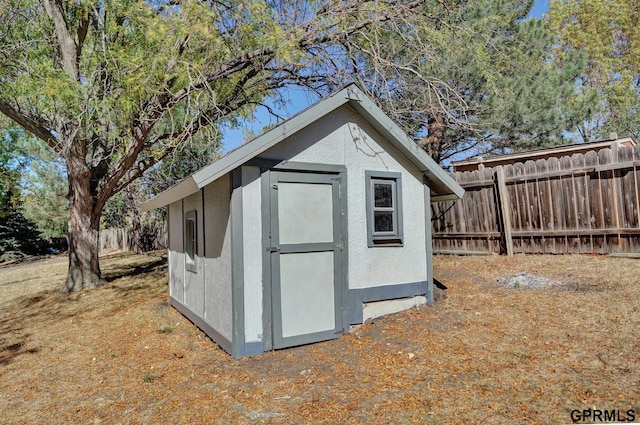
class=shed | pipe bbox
[140,85,464,358]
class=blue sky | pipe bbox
[221,0,551,152]
[529,0,550,19]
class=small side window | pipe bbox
[365,171,403,247]
[185,210,197,272]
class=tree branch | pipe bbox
[42,0,79,80]
[107,77,291,198]
[102,0,432,199]
[0,101,60,152]
[76,10,90,67]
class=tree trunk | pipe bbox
[419,112,447,163]
[63,152,104,292]
[65,203,102,292]
[125,183,143,254]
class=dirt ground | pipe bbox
[0,252,638,424]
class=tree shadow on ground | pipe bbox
[0,251,168,366]
[103,254,166,283]
[0,341,40,366]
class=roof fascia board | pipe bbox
[346,91,464,200]
[193,92,352,189]
[139,177,199,211]
[430,192,463,201]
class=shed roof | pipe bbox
[141,84,463,211]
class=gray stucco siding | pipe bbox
[262,107,347,165]
[241,166,263,343]
[182,191,205,317]
[202,174,234,342]
[344,110,428,288]
[168,201,185,303]
[260,104,428,289]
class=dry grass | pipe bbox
[0,252,638,424]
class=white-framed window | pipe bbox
[184,210,197,272]
[365,171,403,246]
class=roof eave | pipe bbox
[139,177,199,211]
[193,90,351,189]
[140,84,464,210]
[346,91,463,200]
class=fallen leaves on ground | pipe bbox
[0,252,638,424]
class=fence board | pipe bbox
[496,167,514,256]
[585,150,603,253]
[483,166,500,253]
[547,157,564,253]
[600,149,620,251]
[524,160,540,253]
[633,146,640,252]
[572,153,592,253]
[558,155,577,253]
[619,147,637,252]
[433,146,640,255]
[535,158,553,253]
[99,222,167,253]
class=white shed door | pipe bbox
[269,171,343,349]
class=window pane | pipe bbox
[186,218,195,260]
[374,183,393,208]
[374,211,394,232]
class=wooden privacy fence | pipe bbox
[432,144,640,255]
[99,222,167,253]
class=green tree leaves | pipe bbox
[547,0,640,141]
[21,159,69,239]
[349,0,589,163]
[2,0,438,289]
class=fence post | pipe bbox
[496,166,514,256]
[611,143,623,252]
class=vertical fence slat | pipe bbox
[599,149,619,251]
[535,158,553,253]
[619,146,637,252]
[634,146,640,252]
[496,166,514,256]
[587,150,606,253]
[483,166,499,253]
[524,160,541,253]
[571,153,591,253]
[99,223,167,254]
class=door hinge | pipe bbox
[267,246,280,253]
[333,243,344,250]
[271,183,278,190]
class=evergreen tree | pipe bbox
[347,0,589,163]
[0,127,25,217]
[0,211,45,262]
[20,144,69,239]
[0,127,45,261]
[547,0,640,141]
